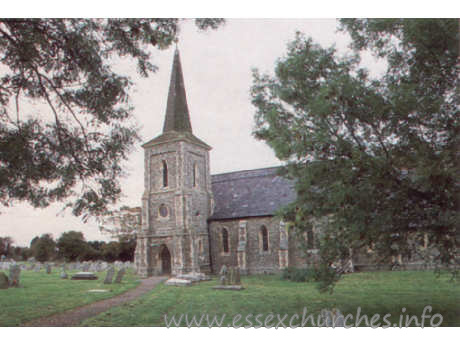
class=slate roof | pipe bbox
[209,166,296,220]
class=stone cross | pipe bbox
[114,268,126,284]
[103,267,115,284]
[8,264,21,287]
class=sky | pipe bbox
[0,19,388,246]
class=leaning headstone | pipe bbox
[8,264,21,287]
[103,267,115,284]
[114,268,126,284]
[0,272,8,289]
[45,264,51,274]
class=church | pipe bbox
[134,49,311,277]
[133,49,434,278]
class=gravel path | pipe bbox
[24,276,167,327]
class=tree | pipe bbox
[56,230,89,262]
[30,233,56,262]
[101,241,120,262]
[117,235,137,262]
[0,236,13,257]
[251,19,459,290]
[0,19,224,219]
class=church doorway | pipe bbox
[160,245,171,275]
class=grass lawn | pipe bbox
[82,270,459,327]
[0,267,140,326]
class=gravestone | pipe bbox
[228,267,235,284]
[321,309,345,327]
[8,264,21,287]
[114,268,126,284]
[34,264,41,272]
[0,272,8,289]
[0,254,6,262]
[60,269,68,279]
[82,263,90,272]
[71,272,98,280]
[213,266,244,291]
[45,264,51,274]
[234,268,241,285]
[103,267,115,284]
[219,265,228,285]
[29,263,36,271]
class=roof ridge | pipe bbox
[211,165,282,178]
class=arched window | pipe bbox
[162,160,168,187]
[222,228,229,253]
[159,204,168,218]
[261,225,269,251]
[192,163,198,187]
[198,240,203,255]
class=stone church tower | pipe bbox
[135,49,213,277]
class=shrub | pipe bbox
[281,267,319,282]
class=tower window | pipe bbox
[222,228,229,253]
[162,160,168,187]
[159,204,168,218]
[192,163,198,187]
[261,225,269,252]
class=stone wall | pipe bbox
[210,216,294,274]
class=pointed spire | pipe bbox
[162,48,192,133]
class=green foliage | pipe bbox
[251,19,459,291]
[0,236,13,256]
[0,19,224,219]
[30,233,56,262]
[281,267,318,282]
[101,241,121,262]
[56,231,89,262]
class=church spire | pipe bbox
[162,48,192,133]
